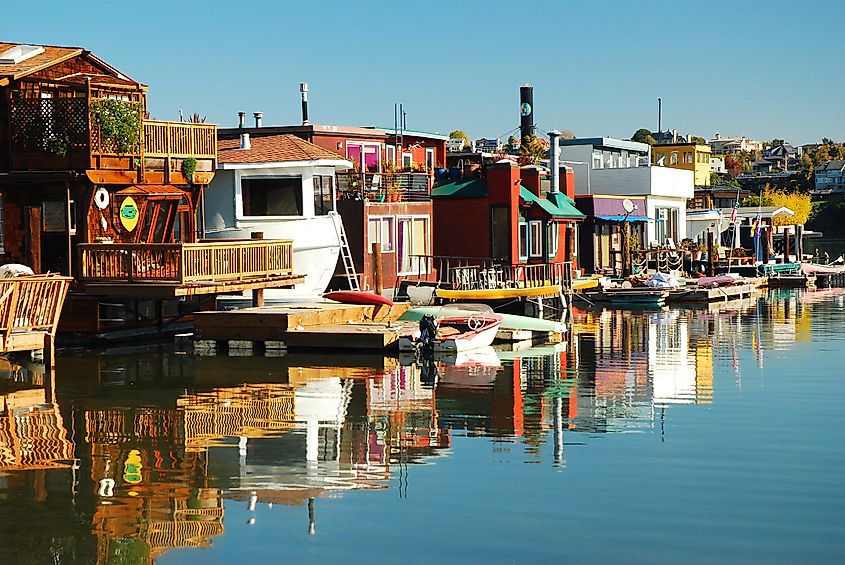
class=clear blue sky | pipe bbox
[3,0,843,145]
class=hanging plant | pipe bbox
[90,99,141,154]
[44,134,70,156]
[182,156,197,183]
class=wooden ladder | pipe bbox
[330,211,360,291]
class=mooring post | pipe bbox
[707,231,715,277]
[251,231,265,307]
[372,242,383,295]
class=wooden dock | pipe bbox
[577,280,762,305]
[192,302,415,351]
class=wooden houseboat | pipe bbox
[0,42,302,339]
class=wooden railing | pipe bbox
[78,240,293,284]
[336,172,433,202]
[144,120,217,159]
[8,97,216,169]
[395,255,573,292]
[0,276,72,340]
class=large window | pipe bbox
[313,175,334,216]
[367,215,394,253]
[655,207,680,246]
[242,177,303,216]
[397,216,430,274]
[490,206,510,260]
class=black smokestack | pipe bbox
[520,84,534,144]
[300,82,309,125]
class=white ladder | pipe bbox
[330,211,360,291]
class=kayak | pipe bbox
[400,305,566,333]
[323,290,394,306]
[435,285,562,301]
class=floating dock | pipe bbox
[577,280,762,305]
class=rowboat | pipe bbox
[435,285,562,301]
[323,290,394,306]
[398,304,503,353]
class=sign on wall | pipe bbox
[119,196,139,232]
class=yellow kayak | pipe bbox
[435,285,562,300]
[572,276,604,291]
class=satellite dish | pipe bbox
[623,199,637,214]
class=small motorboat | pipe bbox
[398,304,502,353]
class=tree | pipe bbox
[518,134,546,165]
[449,130,470,144]
[711,172,740,188]
[561,129,576,140]
[822,137,835,145]
[504,135,519,153]
[631,128,655,145]
[724,153,747,177]
[691,135,706,144]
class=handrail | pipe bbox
[78,240,293,284]
[336,172,433,202]
[0,276,72,344]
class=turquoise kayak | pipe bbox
[400,306,566,333]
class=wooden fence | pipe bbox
[78,240,293,284]
[143,120,217,159]
[0,276,71,343]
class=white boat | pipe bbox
[204,133,353,299]
[398,304,503,353]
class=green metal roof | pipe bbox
[431,177,487,198]
[520,187,585,219]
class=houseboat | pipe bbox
[204,132,352,298]
[0,41,302,340]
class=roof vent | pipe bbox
[0,45,45,65]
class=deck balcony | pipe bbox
[76,239,304,298]
[7,97,216,183]
[336,172,433,202]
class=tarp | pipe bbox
[595,215,650,222]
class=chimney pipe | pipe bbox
[238,112,246,128]
[548,130,561,194]
[253,112,263,128]
[519,84,534,145]
[657,97,662,133]
[300,82,309,125]
[239,132,251,150]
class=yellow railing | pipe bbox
[78,240,293,284]
[143,120,217,159]
[0,276,71,340]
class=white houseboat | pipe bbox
[205,133,352,298]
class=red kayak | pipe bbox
[323,290,394,306]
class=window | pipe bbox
[313,175,334,216]
[426,147,435,171]
[347,142,381,172]
[547,222,559,258]
[402,153,413,169]
[592,150,603,169]
[490,206,510,260]
[670,151,679,165]
[136,198,181,243]
[367,215,394,253]
[655,207,679,246]
[518,219,528,260]
[241,177,303,216]
[529,220,543,257]
[684,152,693,164]
[397,216,430,273]
[386,145,396,167]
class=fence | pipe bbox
[336,172,433,201]
[78,240,293,284]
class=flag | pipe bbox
[730,191,739,223]
[750,213,762,237]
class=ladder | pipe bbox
[330,211,360,291]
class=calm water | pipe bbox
[1,288,844,564]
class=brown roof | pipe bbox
[218,134,348,164]
[0,41,140,85]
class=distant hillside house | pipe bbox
[813,160,845,195]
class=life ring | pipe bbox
[94,187,110,210]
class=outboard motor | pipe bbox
[416,314,437,351]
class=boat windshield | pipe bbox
[436,303,495,318]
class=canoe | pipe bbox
[323,290,394,306]
[401,306,566,333]
[572,276,604,291]
[435,285,562,301]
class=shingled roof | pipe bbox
[0,41,137,84]
[218,134,349,164]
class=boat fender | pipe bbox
[94,187,110,210]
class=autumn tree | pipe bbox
[518,134,547,165]
[691,135,706,144]
[449,130,470,144]
[561,129,576,140]
[631,128,656,145]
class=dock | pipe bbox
[192,302,416,352]
[577,280,762,305]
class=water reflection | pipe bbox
[0,287,843,562]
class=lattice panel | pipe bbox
[9,98,89,153]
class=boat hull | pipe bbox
[435,285,562,301]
